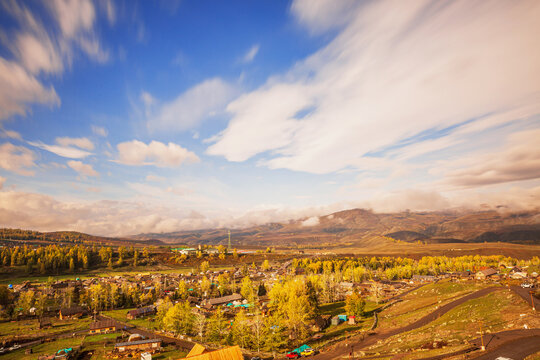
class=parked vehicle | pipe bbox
[301,348,316,356]
[521,283,533,288]
[286,351,301,359]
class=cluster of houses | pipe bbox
[5,259,540,359]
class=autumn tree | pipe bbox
[232,309,251,349]
[345,290,365,317]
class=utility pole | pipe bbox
[479,321,485,351]
[228,230,232,253]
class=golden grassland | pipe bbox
[368,287,539,358]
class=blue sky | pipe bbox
[0,0,539,235]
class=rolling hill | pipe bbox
[131,208,540,248]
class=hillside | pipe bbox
[131,209,540,248]
[0,228,163,247]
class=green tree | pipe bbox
[345,290,366,317]
[200,261,210,273]
[240,276,255,303]
[156,297,173,328]
[232,309,251,349]
[163,301,194,335]
[206,308,228,344]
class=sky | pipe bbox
[0,0,539,236]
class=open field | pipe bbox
[1,336,85,360]
[379,280,492,329]
[305,242,540,259]
[368,288,540,356]
[101,308,157,330]
[0,317,91,343]
[0,264,235,285]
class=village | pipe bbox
[0,250,538,360]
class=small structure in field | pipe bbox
[59,306,86,320]
[203,293,242,309]
[114,338,162,353]
[475,268,497,280]
[39,317,52,329]
[89,319,117,334]
[127,306,156,320]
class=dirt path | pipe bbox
[510,285,539,311]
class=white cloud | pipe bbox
[0,59,60,120]
[145,174,165,182]
[28,141,93,159]
[290,0,360,35]
[301,216,320,227]
[116,140,199,167]
[207,0,540,177]
[67,160,99,177]
[91,125,108,137]
[0,0,108,121]
[241,44,260,63]
[55,136,94,150]
[140,91,156,107]
[99,0,116,25]
[147,78,237,133]
[440,129,540,188]
[0,143,36,176]
[0,129,22,141]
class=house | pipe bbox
[510,272,528,280]
[114,338,162,352]
[331,316,341,326]
[187,296,201,306]
[89,319,117,334]
[178,345,243,360]
[476,268,497,280]
[172,248,198,256]
[204,293,242,308]
[311,314,331,332]
[59,306,86,320]
[411,275,436,283]
[39,317,52,329]
[127,306,156,320]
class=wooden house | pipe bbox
[475,268,497,280]
[89,319,117,334]
[203,293,242,309]
[114,338,162,352]
[127,305,156,320]
[59,306,86,320]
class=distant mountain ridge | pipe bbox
[131,208,540,247]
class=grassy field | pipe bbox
[378,280,492,329]
[525,351,540,360]
[102,308,158,330]
[82,334,186,360]
[319,299,379,317]
[1,336,85,360]
[310,300,380,349]
[0,264,236,285]
[317,242,540,259]
[0,317,91,342]
[369,288,540,356]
